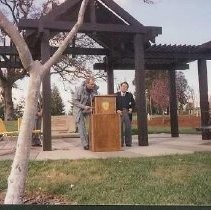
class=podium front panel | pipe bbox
[93,96,116,114]
[90,114,121,152]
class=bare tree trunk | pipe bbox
[3,82,14,121]
[4,61,43,204]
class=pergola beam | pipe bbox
[2,46,210,61]
[145,52,211,60]
[0,61,189,70]
[0,61,21,68]
[94,63,189,71]
[0,46,109,56]
[18,19,162,34]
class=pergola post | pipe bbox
[41,30,52,151]
[168,70,179,137]
[106,56,114,94]
[134,34,148,146]
[107,70,114,94]
[198,59,211,140]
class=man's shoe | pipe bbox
[84,145,89,150]
[32,144,42,147]
[126,144,132,147]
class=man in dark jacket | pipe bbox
[116,82,135,147]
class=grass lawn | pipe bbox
[0,152,210,205]
[4,120,18,132]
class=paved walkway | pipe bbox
[0,134,210,160]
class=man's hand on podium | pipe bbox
[83,106,93,114]
[85,106,92,110]
[117,110,122,115]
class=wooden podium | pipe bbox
[89,95,121,152]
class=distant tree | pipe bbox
[146,71,190,114]
[176,71,189,111]
[51,85,65,116]
[185,102,194,114]
[185,86,196,115]
[145,70,167,91]
[149,76,169,114]
[51,33,106,83]
[13,98,25,119]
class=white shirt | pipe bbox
[121,92,126,96]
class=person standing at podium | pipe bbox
[73,77,98,150]
[116,82,135,147]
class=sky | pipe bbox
[13,0,211,112]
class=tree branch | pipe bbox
[0,0,18,24]
[43,0,89,70]
[0,10,33,70]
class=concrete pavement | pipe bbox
[0,134,210,160]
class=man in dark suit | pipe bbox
[116,82,135,147]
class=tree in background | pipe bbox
[176,71,189,112]
[145,70,167,90]
[146,70,191,114]
[149,76,169,114]
[185,86,196,115]
[13,85,65,119]
[185,102,195,115]
[51,33,106,83]
[13,97,25,119]
[51,85,65,116]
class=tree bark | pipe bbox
[4,61,43,204]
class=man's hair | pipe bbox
[85,76,95,84]
[120,81,129,88]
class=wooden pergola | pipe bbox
[0,0,211,151]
